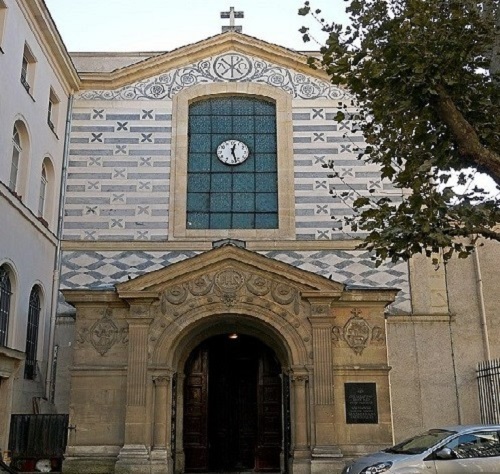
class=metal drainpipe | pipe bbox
[473,243,491,362]
[45,93,74,402]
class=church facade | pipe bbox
[0,2,499,474]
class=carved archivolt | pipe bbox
[331,308,385,355]
[77,309,128,356]
[160,268,302,316]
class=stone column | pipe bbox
[116,300,155,474]
[292,372,309,451]
[308,300,342,459]
[151,375,171,474]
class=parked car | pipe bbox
[342,425,500,473]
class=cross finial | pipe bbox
[221,6,244,33]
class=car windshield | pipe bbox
[384,429,456,455]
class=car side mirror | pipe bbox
[435,448,454,460]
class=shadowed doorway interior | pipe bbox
[183,334,282,472]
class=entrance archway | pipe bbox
[183,334,284,472]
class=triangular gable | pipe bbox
[116,245,344,296]
[77,31,347,96]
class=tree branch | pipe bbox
[434,84,500,185]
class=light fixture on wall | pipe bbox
[228,333,238,340]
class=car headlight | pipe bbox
[360,462,393,473]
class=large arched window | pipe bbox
[0,265,12,347]
[9,125,22,191]
[24,286,41,380]
[187,97,278,230]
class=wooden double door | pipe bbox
[183,335,283,472]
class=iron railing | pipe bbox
[477,359,500,424]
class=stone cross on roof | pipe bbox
[221,6,244,33]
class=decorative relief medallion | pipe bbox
[163,285,188,305]
[77,53,350,101]
[331,308,385,355]
[246,275,272,296]
[77,309,128,356]
[214,54,252,80]
[189,275,213,296]
[214,269,244,292]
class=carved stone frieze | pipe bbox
[159,267,301,315]
[331,309,385,355]
[77,309,128,356]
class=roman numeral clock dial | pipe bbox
[216,140,249,165]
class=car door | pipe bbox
[433,430,500,473]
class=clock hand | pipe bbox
[231,144,237,163]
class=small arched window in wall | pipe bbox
[9,125,21,192]
[24,286,41,380]
[0,265,12,347]
[187,97,278,229]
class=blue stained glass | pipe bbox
[233,99,255,115]
[254,100,275,115]
[233,193,255,212]
[256,193,278,212]
[256,173,277,192]
[255,154,277,172]
[212,134,228,150]
[211,213,231,229]
[190,101,211,115]
[187,192,209,211]
[212,116,232,133]
[256,214,278,228]
[233,174,255,192]
[212,174,232,191]
[233,213,254,228]
[188,174,210,192]
[189,115,211,132]
[187,97,278,230]
[190,134,211,153]
[255,116,276,133]
[187,212,209,228]
[233,116,254,133]
[188,154,211,172]
[212,98,233,115]
[255,134,276,153]
[210,193,232,212]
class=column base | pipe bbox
[115,444,150,474]
[150,448,171,474]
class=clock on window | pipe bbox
[216,140,249,165]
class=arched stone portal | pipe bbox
[62,245,397,474]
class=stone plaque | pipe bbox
[345,383,378,424]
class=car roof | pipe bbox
[437,425,500,433]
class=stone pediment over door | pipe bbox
[116,245,346,366]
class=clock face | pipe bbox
[216,140,249,165]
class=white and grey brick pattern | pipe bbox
[63,107,171,241]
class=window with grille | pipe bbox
[0,266,12,347]
[10,125,21,191]
[187,97,278,230]
[24,287,41,380]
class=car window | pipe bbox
[444,431,500,459]
[386,429,456,454]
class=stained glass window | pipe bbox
[187,97,278,229]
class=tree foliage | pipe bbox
[299,0,500,264]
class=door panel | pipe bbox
[184,335,283,472]
[183,348,209,472]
